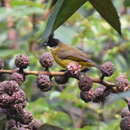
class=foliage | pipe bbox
[0,0,130,129]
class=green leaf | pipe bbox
[124,0,130,7]
[41,0,121,43]
[88,0,121,35]
[41,0,86,42]
[52,0,86,30]
[41,0,64,42]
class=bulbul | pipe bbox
[44,36,97,71]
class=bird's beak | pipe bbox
[43,42,48,46]
[39,42,48,48]
[42,42,48,47]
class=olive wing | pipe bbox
[57,47,93,63]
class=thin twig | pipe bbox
[0,69,116,87]
[0,69,64,76]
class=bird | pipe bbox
[44,35,97,72]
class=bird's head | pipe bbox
[43,34,59,48]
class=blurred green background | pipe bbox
[0,0,130,129]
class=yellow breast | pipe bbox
[49,45,94,70]
[50,48,72,68]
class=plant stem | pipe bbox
[0,69,115,87]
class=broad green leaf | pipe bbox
[40,0,64,42]
[41,0,86,42]
[88,0,121,35]
[41,0,121,43]
[52,0,86,30]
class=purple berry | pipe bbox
[10,102,26,113]
[12,89,26,104]
[6,119,17,129]
[120,116,130,130]
[15,54,29,69]
[29,120,42,129]
[121,107,130,118]
[19,111,33,124]
[67,62,81,78]
[116,74,130,92]
[37,74,52,91]
[100,61,114,76]
[0,80,19,96]
[93,86,110,102]
[80,89,95,102]
[0,93,14,108]
[10,72,24,85]
[39,52,53,68]
[79,75,93,91]
[55,71,69,84]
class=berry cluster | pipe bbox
[0,53,130,129]
[0,55,42,130]
[37,53,53,91]
[78,62,129,103]
[80,85,111,103]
